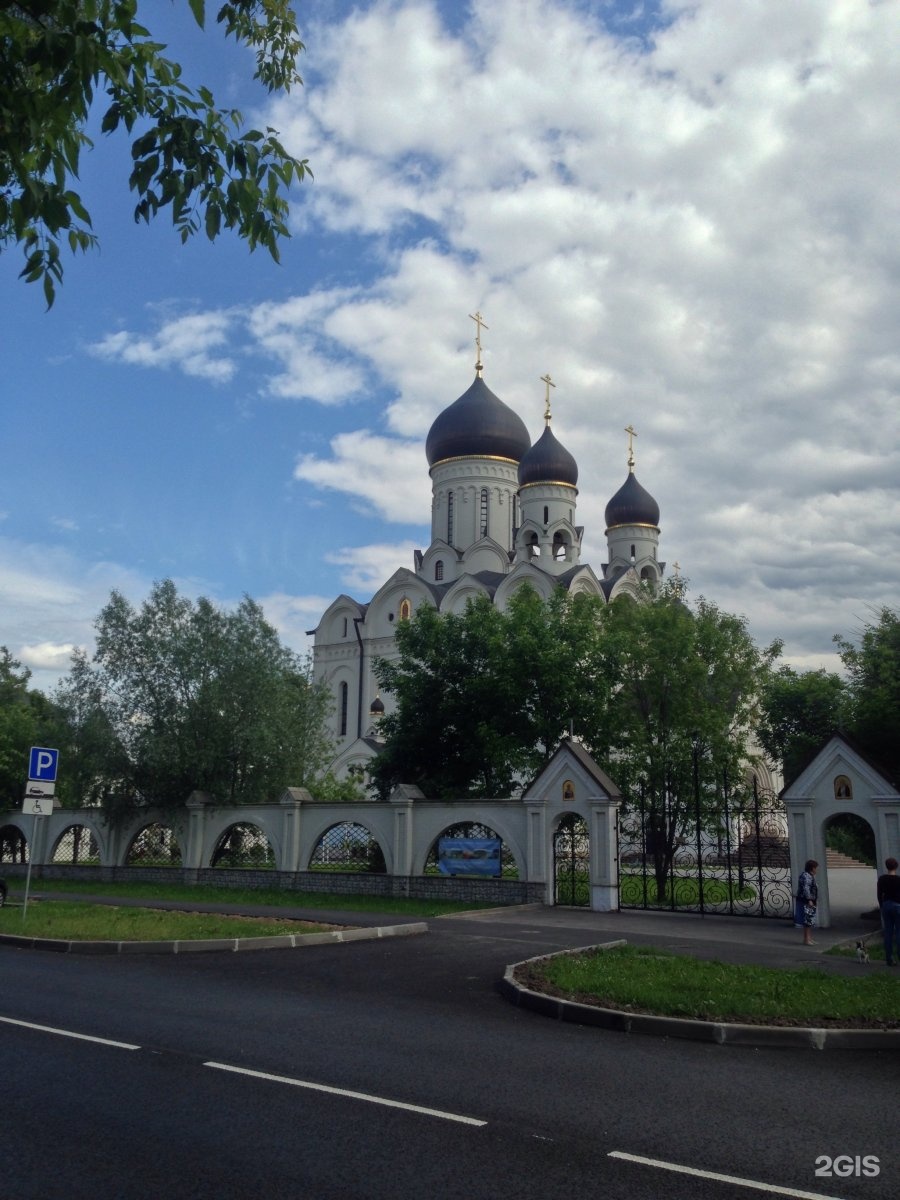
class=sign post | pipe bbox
[22,747,59,922]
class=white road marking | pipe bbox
[609,1152,845,1200]
[0,1015,140,1050]
[204,1061,488,1127]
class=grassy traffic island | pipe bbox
[0,901,339,942]
[0,878,483,948]
[515,945,899,1030]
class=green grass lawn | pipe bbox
[619,873,756,906]
[3,877,497,917]
[520,944,899,1027]
[0,901,334,941]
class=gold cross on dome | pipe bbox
[469,310,489,374]
[541,373,556,424]
[624,424,637,472]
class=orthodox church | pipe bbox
[310,316,665,778]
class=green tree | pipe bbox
[598,583,780,900]
[835,606,900,780]
[1,0,308,305]
[50,647,126,808]
[54,579,333,810]
[371,597,519,799]
[0,646,39,809]
[757,665,846,783]
[501,586,612,771]
[0,646,67,811]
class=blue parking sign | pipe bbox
[29,746,59,782]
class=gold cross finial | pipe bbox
[673,560,681,579]
[469,311,489,376]
[540,373,556,425]
[624,424,637,472]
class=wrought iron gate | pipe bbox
[554,814,590,906]
[617,776,792,919]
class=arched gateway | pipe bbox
[783,734,900,928]
[521,739,621,911]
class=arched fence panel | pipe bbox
[210,823,274,869]
[52,825,100,865]
[126,824,183,867]
[0,823,28,864]
[423,821,519,879]
[308,822,386,874]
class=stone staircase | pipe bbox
[728,833,789,868]
[825,848,873,869]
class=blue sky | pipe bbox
[2,0,899,693]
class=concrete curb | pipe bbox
[434,902,546,919]
[500,941,900,1050]
[0,921,428,956]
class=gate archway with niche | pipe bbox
[784,735,900,928]
[521,739,622,911]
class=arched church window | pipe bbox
[342,617,348,637]
[447,491,454,546]
[480,488,489,537]
[543,505,549,525]
[630,544,636,560]
[435,560,444,581]
[399,598,411,621]
[339,682,348,737]
[640,566,655,581]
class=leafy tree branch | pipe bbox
[0,0,309,305]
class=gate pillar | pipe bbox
[279,788,311,872]
[185,791,214,869]
[588,799,621,912]
[525,805,546,887]
[390,783,424,877]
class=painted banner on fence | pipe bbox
[438,837,502,877]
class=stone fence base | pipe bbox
[8,864,546,907]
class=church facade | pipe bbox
[310,326,665,777]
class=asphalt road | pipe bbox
[1,910,896,1200]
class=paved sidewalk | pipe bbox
[437,902,889,976]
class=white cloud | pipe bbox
[0,537,150,692]
[19,642,77,671]
[256,591,335,658]
[89,311,238,382]
[294,431,430,523]
[80,0,900,664]
[324,542,422,592]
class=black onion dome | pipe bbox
[369,695,385,716]
[517,425,578,487]
[605,472,660,529]
[426,376,531,466]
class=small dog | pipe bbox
[856,940,870,964]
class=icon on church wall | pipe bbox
[399,598,412,621]
[834,775,852,801]
[562,780,575,801]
